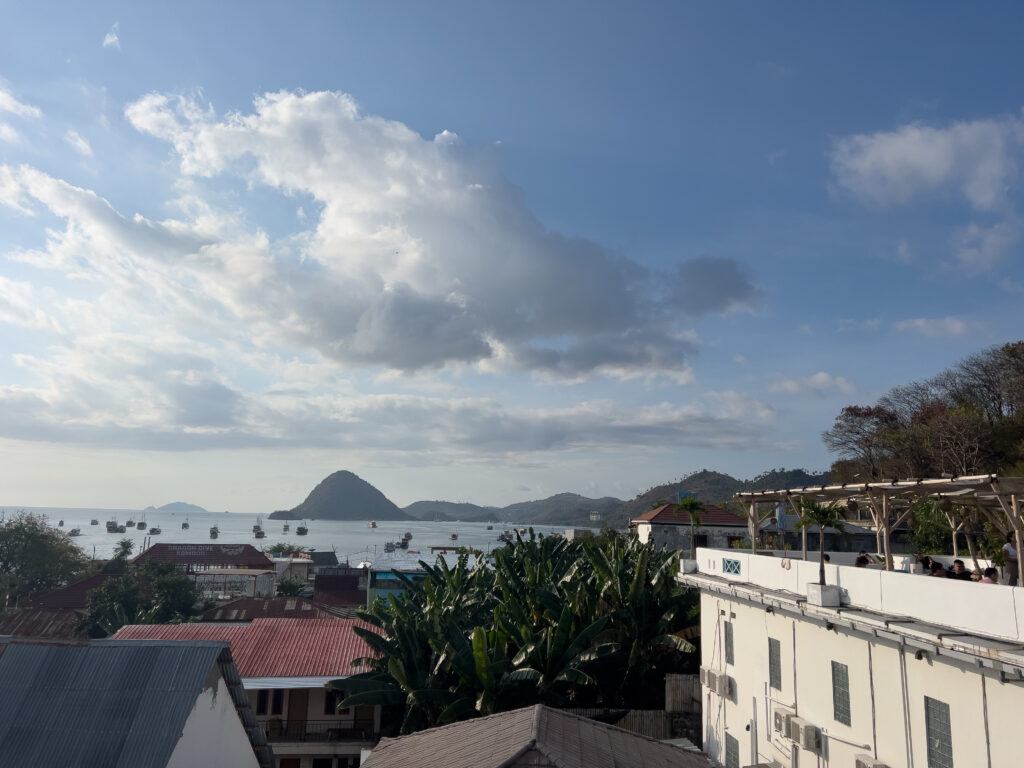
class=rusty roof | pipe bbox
[132,542,274,569]
[630,504,744,527]
[201,597,335,622]
[361,704,710,768]
[0,607,83,639]
[113,617,377,677]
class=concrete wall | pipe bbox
[166,670,261,768]
[636,523,747,551]
[692,548,1024,643]
[700,590,1021,768]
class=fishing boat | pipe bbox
[90,519,99,525]
[125,517,135,527]
[402,532,413,541]
[283,522,290,533]
[149,525,161,535]
[68,528,81,537]
[136,514,147,531]
[296,522,308,536]
[450,533,458,541]
[209,525,219,539]
[58,519,64,527]
[384,541,396,553]
[486,524,493,530]
[253,516,264,535]
[181,517,189,530]
[367,520,377,528]
[106,518,119,533]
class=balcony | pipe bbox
[263,719,376,743]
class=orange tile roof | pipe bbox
[113,617,377,677]
[630,503,745,527]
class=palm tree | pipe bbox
[796,499,846,585]
[675,497,704,558]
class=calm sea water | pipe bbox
[2,506,577,565]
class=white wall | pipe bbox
[691,547,1024,643]
[166,670,261,768]
[698,579,1023,768]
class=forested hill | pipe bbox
[269,470,410,521]
[608,468,830,528]
[403,500,500,522]
[403,493,624,525]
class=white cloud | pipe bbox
[893,316,976,337]
[103,22,120,49]
[831,116,1024,212]
[1002,277,1024,296]
[0,87,772,457]
[0,87,42,119]
[0,122,17,143]
[771,372,855,397]
[63,129,93,157]
[954,217,1020,270]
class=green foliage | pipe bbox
[824,341,1024,479]
[796,500,846,585]
[0,511,90,613]
[276,577,306,596]
[907,501,953,556]
[79,576,149,638]
[80,561,206,637]
[336,533,697,735]
[102,538,136,574]
[263,541,309,556]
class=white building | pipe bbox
[680,547,1024,768]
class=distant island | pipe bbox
[143,501,208,515]
[269,470,411,521]
[270,466,828,527]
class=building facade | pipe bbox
[680,548,1024,768]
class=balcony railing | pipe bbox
[262,719,376,743]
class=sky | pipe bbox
[1,2,1023,512]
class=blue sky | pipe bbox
[1,2,1022,511]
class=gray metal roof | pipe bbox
[0,638,273,768]
[361,704,710,768]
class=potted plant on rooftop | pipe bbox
[796,499,847,607]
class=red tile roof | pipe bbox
[113,617,377,677]
[630,503,745,527]
[132,543,274,569]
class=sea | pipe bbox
[1,506,579,565]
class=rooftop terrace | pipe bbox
[680,547,1024,675]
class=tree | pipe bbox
[0,511,89,613]
[79,576,150,638]
[675,497,704,558]
[102,538,136,574]
[795,500,846,585]
[277,577,305,597]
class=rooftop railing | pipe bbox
[262,719,376,743]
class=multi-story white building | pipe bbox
[680,548,1024,768]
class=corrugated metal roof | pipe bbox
[200,597,332,622]
[630,504,744,527]
[114,618,377,677]
[132,543,273,569]
[360,705,711,768]
[0,638,271,768]
[0,607,83,638]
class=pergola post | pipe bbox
[748,501,757,552]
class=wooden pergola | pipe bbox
[735,475,1024,580]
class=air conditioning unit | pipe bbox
[793,720,820,752]
[714,672,732,697]
[855,756,890,768]
[699,667,708,686]
[772,707,793,735]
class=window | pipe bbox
[924,696,954,768]
[312,759,334,768]
[693,534,708,548]
[768,637,782,690]
[256,689,268,715]
[724,621,734,665]
[724,732,740,768]
[831,661,851,725]
[722,557,742,575]
[271,688,284,716]
[324,687,350,715]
